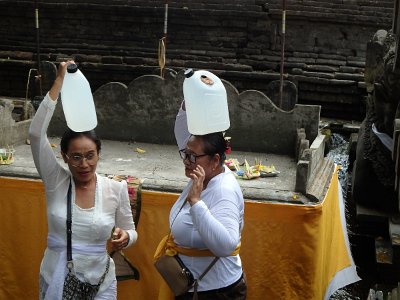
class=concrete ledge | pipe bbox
[0,137,318,204]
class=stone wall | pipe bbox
[0,0,394,120]
[48,68,320,155]
[0,98,33,147]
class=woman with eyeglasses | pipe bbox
[154,98,247,299]
[29,61,137,300]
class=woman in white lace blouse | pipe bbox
[29,61,137,300]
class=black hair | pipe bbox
[194,132,228,166]
[60,129,101,154]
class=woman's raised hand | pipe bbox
[187,165,205,206]
[49,60,75,101]
[57,60,74,80]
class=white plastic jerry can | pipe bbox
[60,64,98,132]
[183,69,230,135]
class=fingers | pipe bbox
[60,60,75,67]
[190,165,205,179]
[187,166,205,205]
[189,166,205,188]
[49,60,77,100]
[57,60,75,79]
[111,228,129,251]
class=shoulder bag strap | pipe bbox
[198,257,219,281]
[192,257,220,300]
[65,178,110,283]
[66,179,73,268]
[171,199,187,228]
[172,199,221,298]
[166,199,187,238]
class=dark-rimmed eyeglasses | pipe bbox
[65,152,98,167]
[179,149,209,163]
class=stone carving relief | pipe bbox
[352,29,399,211]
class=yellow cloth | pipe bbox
[0,169,358,300]
[154,234,241,300]
[154,234,241,259]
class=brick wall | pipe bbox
[0,0,394,120]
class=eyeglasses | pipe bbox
[65,152,98,167]
[178,149,209,163]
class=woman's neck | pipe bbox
[74,174,96,190]
[203,165,225,189]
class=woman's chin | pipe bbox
[184,169,192,178]
[74,170,95,183]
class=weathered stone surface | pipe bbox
[334,72,365,81]
[296,128,306,160]
[298,139,310,162]
[0,51,33,60]
[305,65,339,73]
[47,67,320,155]
[0,0,394,120]
[339,66,364,73]
[102,56,124,64]
[303,71,335,79]
[264,80,298,111]
[295,160,309,194]
[0,98,32,146]
[315,58,347,66]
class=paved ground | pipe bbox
[0,136,307,202]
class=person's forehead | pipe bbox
[187,136,204,151]
[68,136,97,151]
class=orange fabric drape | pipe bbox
[0,177,47,300]
[238,168,354,299]
[0,169,356,300]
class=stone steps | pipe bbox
[266,0,394,9]
[41,1,264,13]
[47,0,259,6]
[2,0,389,120]
[0,50,367,120]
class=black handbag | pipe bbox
[62,271,102,300]
[62,179,110,300]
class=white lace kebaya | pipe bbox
[29,93,137,299]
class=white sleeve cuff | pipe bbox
[43,92,58,107]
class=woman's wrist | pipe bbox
[124,231,130,248]
[187,197,200,206]
[49,77,64,101]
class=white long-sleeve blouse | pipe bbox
[29,93,137,295]
[172,107,245,291]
